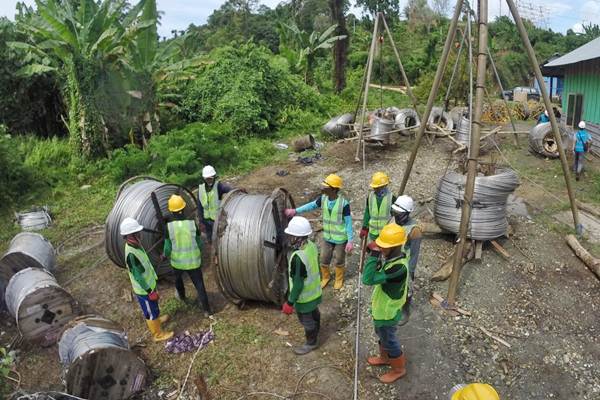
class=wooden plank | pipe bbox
[474,241,483,260]
[490,240,511,260]
[575,200,600,219]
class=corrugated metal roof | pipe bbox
[545,37,600,67]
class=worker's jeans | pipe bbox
[375,324,402,358]
[573,152,585,174]
[202,219,214,242]
[174,267,211,313]
[297,308,321,345]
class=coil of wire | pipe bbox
[394,108,421,136]
[322,113,355,138]
[528,122,568,158]
[213,188,294,306]
[456,114,470,145]
[427,107,454,131]
[104,176,197,276]
[434,169,520,240]
[449,106,468,127]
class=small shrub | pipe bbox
[0,129,33,207]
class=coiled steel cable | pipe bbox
[213,188,293,305]
[104,177,197,276]
[5,268,61,319]
[394,108,421,136]
[434,169,520,240]
[427,107,454,131]
[58,316,128,366]
[529,122,568,158]
[456,114,470,145]
[322,113,355,138]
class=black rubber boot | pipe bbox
[294,329,318,355]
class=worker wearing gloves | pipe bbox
[360,172,396,242]
[281,216,322,355]
[363,223,410,384]
[285,174,353,289]
[390,195,422,323]
[449,383,500,400]
[572,121,591,181]
[120,217,173,342]
[537,110,549,124]
[163,195,212,317]
[198,165,232,241]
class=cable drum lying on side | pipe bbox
[213,188,294,306]
[105,177,197,276]
[529,122,568,158]
[427,107,454,131]
[58,315,147,400]
[394,108,421,136]
[322,113,355,138]
[434,169,520,240]
[0,232,56,310]
[449,106,468,127]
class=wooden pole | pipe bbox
[565,234,600,279]
[487,47,519,147]
[381,16,420,118]
[354,13,381,162]
[447,0,489,305]
[399,0,465,194]
[505,0,581,234]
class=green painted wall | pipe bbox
[561,59,600,124]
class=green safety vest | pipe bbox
[288,240,322,304]
[321,195,347,242]
[199,181,219,220]
[167,219,202,270]
[371,254,409,321]
[125,243,158,296]
[368,191,392,236]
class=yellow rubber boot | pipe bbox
[334,266,345,290]
[158,314,170,324]
[146,319,174,342]
[320,266,331,288]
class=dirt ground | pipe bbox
[2,126,600,400]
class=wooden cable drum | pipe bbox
[427,107,454,131]
[528,122,568,158]
[212,188,294,306]
[394,108,421,136]
[0,232,56,310]
[104,176,197,277]
[4,268,80,346]
[58,315,147,400]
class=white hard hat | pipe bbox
[202,165,217,178]
[284,216,312,237]
[578,121,586,129]
[120,217,144,236]
[544,110,548,116]
[392,195,415,213]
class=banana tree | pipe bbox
[279,22,347,85]
[11,0,156,158]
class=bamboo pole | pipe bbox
[505,0,581,234]
[399,0,465,194]
[487,47,519,146]
[354,13,381,163]
[447,0,489,305]
[381,16,420,118]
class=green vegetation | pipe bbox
[0,347,15,397]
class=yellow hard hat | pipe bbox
[168,194,186,212]
[451,383,500,400]
[375,223,407,248]
[370,171,390,188]
[322,174,343,189]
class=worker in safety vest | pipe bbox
[163,195,212,316]
[391,195,422,323]
[449,383,500,400]
[198,165,232,242]
[285,174,353,289]
[537,109,549,124]
[360,172,396,242]
[363,223,410,384]
[120,217,173,342]
[281,216,323,355]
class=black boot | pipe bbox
[294,329,319,355]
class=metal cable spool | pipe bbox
[368,116,395,143]
[322,113,355,138]
[433,169,520,240]
[15,207,52,231]
[528,122,568,158]
[0,232,56,310]
[5,268,80,345]
[449,106,468,127]
[105,176,197,276]
[58,315,147,400]
[212,188,294,306]
[456,114,470,145]
[427,107,454,131]
[394,108,421,136]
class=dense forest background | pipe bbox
[1,0,599,211]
